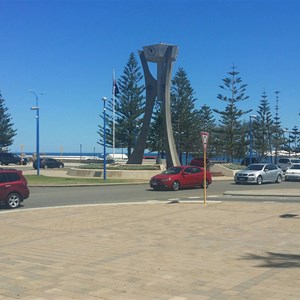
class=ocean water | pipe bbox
[17,152,102,157]
[16,151,271,164]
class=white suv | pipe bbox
[277,157,300,171]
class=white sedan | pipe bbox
[285,164,300,181]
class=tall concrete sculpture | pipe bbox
[127,43,180,168]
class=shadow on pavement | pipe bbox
[241,251,300,268]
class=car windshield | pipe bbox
[246,164,264,171]
[291,159,300,163]
[163,167,183,175]
[290,165,300,170]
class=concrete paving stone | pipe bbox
[0,202,299,299]
[179,294,209,300]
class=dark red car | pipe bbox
[150,165,212,191]
[190,157,211,170]
[0,169,30,209]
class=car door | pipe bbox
[0,173,8,201]
[191,167,203,186]
[181,167,194,187]
[0,173,17,202]
[48,159,56,168]
[268,164,279,181]
[264,164,276,182]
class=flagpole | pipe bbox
[112,69,116,159]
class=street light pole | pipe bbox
[29,90,42,176]
[249,115,257,165]
[102,97,107,180]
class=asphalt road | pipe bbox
[4,180,299,211]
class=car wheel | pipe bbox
[44,165,48,169]
[172,181,180,191]
[59,164,63,169]
[0,161,3,165]
[257,175,263,185]
[276,174,282,183]
[201,181,209,188]
[6,193,21,209]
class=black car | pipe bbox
[241,157,259,166]
[33,158,64,169]
[0,152,28,165]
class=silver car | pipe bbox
[235,163,283,185]
[284,163,300,181]
[277,157,300,172]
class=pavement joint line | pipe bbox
[0,201,171,214]
[146,200,161,203]
[0,200,224,214]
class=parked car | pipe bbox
[0,168,29,209]
[234,163,283,185]
[150,165,212,191]
[190,157,212,170]
[33,158,64,169]
[277,157,300,172]
[0,152,28,165]
[284,163,300,181]
[241,157,259,166]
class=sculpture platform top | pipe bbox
[143,43,178,63]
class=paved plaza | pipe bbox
[0,200,299,299]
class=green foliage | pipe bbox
[213,65,251,162]
[290,126,299,151]
[171,68,197,163]
[97,53,145,157]
[194,104,217,158]
[146,102,165,155]
[253,91,274,159]
[0,92,17,149]
[272,91,285,162]
[114,52,145,158]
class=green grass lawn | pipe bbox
[25,175,147,186]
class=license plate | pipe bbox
[151,181,158,186]
[238,177,246,181]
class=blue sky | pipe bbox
[1,0,299,154]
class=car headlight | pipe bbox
[161,178,172,182]
[248,173,255,176]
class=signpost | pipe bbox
[201,132,209,205]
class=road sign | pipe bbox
[201,132,209,150]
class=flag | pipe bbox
[113,79,119,96]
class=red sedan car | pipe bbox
[150,166,212,191]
